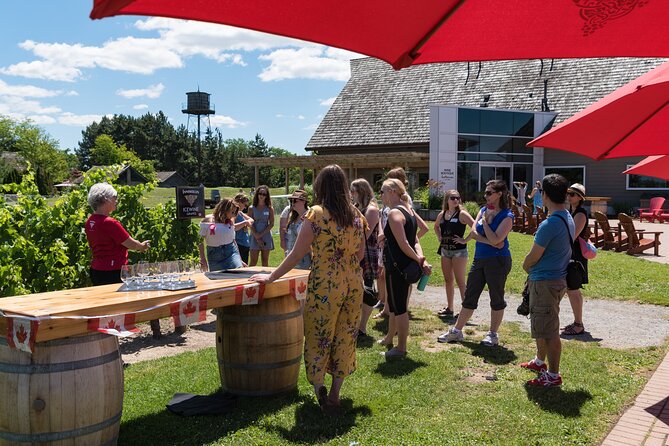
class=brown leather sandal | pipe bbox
[561,322,585,335]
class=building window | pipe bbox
[544,166,585,185]
[626,165,669,190]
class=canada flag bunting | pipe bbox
[290,278,308,301]
[170,294,208,327]
[6,317,39,353]
[87,313,139,337]
[235,283,265,305]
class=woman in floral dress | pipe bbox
[250,165,366,416]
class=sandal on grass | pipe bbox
[561,322,585,336]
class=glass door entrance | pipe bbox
[480,164,511,190]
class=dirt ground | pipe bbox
[120,285,669,364]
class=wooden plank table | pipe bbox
[0,267,308,342]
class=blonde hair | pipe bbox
[442,189,462,213]
[383,179,409,205]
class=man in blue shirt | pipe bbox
[521,174,574,387]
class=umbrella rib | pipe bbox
[408,0,467,60]
[597,98,669,160]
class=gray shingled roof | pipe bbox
[306,57,667,151]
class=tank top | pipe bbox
[439,209,467,251]
[383,206,417,269]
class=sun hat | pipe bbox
[568,183,586,199]
[289,189,308,201]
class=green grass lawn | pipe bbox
[142,186,288,208]
[120,309,666,445]
[118,221,669,445]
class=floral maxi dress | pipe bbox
[303,205,366,384]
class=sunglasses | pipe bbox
[484,190,496,196]
[448,196,461,201]
[567,192,580,197]
[257,192,268,196]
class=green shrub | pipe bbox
[463,201,481,218]
[0,165,199,297]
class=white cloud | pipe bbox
[58,112,107,126]
[297,115,305,120]
[117,83,165,99]
[133,104,149,110]
[65,90,78,96]
[210,115,246,129]
[0,79,62,98]
[258,47,351,82]
[320,97,336,107]
[27,115,57,125]
[2,18,360,83]
[303,123,319,131]
[275,114,285,118]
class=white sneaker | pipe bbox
[480,331,499,346]
[437,328,463,343]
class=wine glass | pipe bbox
[137,261,149,289]
[120,264,132,289]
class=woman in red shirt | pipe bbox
[85,182,150,286]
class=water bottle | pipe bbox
[417,273,430,291]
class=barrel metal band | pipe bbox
[0,411,121,443]
[217,309,302,323]
[0,350,120,374]
[0,333,108,347]
[219,355,302,370]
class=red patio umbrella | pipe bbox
[623,155,669,181]
[527,60,669,160]
[90,0,669,69]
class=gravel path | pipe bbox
[413,285,669,349]
[120,285,669,364]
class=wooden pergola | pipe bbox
[240,151,429,192]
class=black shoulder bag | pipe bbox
[363,222,379,301]
[555,214,585,290]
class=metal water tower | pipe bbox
[182,90,215,183]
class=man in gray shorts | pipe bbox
[521,174,574,387]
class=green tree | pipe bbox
[0,116,71,194]
[90,135,157,181]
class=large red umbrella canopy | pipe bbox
[90,0,669,69]
[527,60,669,160]
[623,155,669,181]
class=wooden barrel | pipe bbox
[0,333,123,446]
[216,295,304,396]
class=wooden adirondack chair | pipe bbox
[618,213,662,256]
[639,197,665,223]
[511,205,525,232]
[536,207,547,226]
[659,209,669,223]
[592,211,628,251]
[522,204,537,234]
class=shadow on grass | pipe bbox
[374,357,428,378]
[524,385,593,417]
[560,331,603,343]
[119,389,312,445]
[372,316,389,333]
[355,334,375,349]
[269,397,372,444]
[120,332,189,357]
[460,341,518,365]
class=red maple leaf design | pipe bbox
[245,287,257,298]
[105,319,121,331]
[183,301,197,316]
[16,325,28,344]
[297,282,307,294]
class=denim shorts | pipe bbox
[440,248,468,259]
[207,243,243,271]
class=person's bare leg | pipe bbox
[545,337,561,373]
[566,289,584,325]
[442,257,454,311]
[261,249,270,267]
[395,313,410,352]
[490,309,504,333]
[452,256,468,307]
[359,304,373,334]
[249,249,260,267]
[382,313,396,345]
[453,307,475,331]
[328,378,344,405]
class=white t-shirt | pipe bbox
[199,222,235,246]
[280,205,291,219]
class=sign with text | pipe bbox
[176,186,205,219]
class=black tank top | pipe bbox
[383,206,416,269]
[439,209,467,251]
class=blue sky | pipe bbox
[0,0,359,154]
